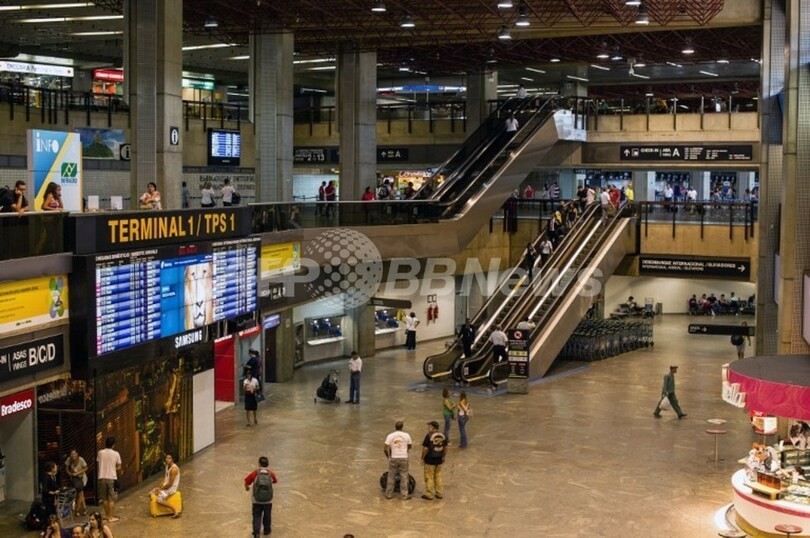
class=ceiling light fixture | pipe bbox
[498,25,512,40]
[516,5,530,26]
[204,17,218,29]
[596,52,609,59]
[0,3,92,11]
[625,0,641,6]
[520,76,534,82]
[682,39,695,55]
[635,3,649,25]
[566,75,589,82]
[630,73,650,79]
[398,65,411,72]
[549,58,561,63]
[497,0,514,8]
[717,58,729,64]
[70,30,123,36]
[371,1,386,13]
[182,43,237,51]
[400,14,415,28]
[699,70,719,77]
[611,54,623,61]
[590,64,610,71]
[526,67,546,74]
[19,14,123,22]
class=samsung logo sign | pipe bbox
[174,329,203,349]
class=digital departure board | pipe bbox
[93,237,258,355]
[208,128,241,166]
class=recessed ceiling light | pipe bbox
[400,14,415,28]
[634,61,646,67]
[717,58,730,64]
[182,43,237,51]
[645,91,654,97]
[549,58,561,63]
[371,1,386,13]
[516,5,530,26]
[309,66,337,71]
[630,73,650,79]
[666,61,682,67]
[0,3,92,11]
[611,54,623,61]
[497,0,514,8]
[520,76,534,81]
[230,55,250,60]
[625,0,641,5]
[596,52,610,59]
[498,25,512,40]
[70,30,123,36]
[204,17,218,29]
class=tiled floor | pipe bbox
[4,315,758,537]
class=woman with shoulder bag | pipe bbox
[200,181,216,208]
[457,391,471,448]
[65,448,88,515]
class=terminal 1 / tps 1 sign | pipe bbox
[639,256,750,279]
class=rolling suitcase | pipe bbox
[379,471,416,494]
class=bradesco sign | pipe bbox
[0,388,35,419]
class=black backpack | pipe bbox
[253,469,274,503]
[231,191,241,205]
[731,334,744,346]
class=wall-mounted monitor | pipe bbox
[207,128,241,166]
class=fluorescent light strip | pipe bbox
[497,84,519,88]
[590,64,610,71]
[70,31,122,36]
[301,88,327,93]
[308,66,336,71]
[0,2,92,11]
[630,73,650,79]
[293,58,335,65]
[520,76,534,82]
[566,75,589,82]
[526,67,546,74]
[182,43,237,51]
[19,15,123,22]
[230,55,250,60]
[699,70,719,77]
[666,61,682,67]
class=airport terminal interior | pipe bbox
[0,1,809,537]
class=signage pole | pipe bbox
[507,329,530,394]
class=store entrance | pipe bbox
[0,390,36,504]
[264,326,278,383]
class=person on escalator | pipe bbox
[516,318,535,331]
[547,215,559,245]
[538,238,553,265]
[516,84,528,99]
[505,112,519,135]
[489,325,509,363]
[458,318,476,358]
[524,243,536,281]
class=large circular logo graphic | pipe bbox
[303,228,383,309]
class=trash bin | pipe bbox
[656,302,663,315]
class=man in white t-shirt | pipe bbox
[347,351,363,404]
[384,421,413,500]
[97,436,123,522]
[221,178,237,206]
[405,312,420,350]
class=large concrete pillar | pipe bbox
[250,32,294,202]
[337,50,377,201]
[758,0,810,354]
[126,0,183,209]
[466,69,498,130]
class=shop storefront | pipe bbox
[0,389,36,504]
[0,59,74,90]
[92,68,124,96]
[723,355,810,537]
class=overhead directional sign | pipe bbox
[293,147,339,164]
[378,147,409,162]
[639,256,750,279]
[620,145,753,161]
[688,324,756,336]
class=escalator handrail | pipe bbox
[489,205,634,385]
[414,96,530,201]
[436,98,561,216]
[424,95,544,202]
[454,203,602,382]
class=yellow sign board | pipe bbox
[0,275,69,334]
[260,242,301,279]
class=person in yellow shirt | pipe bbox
[624,183,634,202]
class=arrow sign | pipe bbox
[687,324,755,336]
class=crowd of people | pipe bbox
[687,292,755,316]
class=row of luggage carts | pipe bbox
[558,319,654,362]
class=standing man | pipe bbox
[346,351,362,404]
[244,456,278,538]
[489,324,509,363]
[97,436,122,522]
[181,181,190,209]
[405,312,420,350]
[653,365,687,419]
[150,453,181,518]
[732,321,752,360]
[384,421,412,500]
[0,180,29,214]
[420,421,447,501]
[458,318,476,358]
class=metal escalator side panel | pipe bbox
[422,344,463,380]
[528,216,636,379]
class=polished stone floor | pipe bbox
[6,314,759,537]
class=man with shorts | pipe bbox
[97,436,122,522]
[151,453,181,518]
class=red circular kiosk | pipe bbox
[726,356,810,537]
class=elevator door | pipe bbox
[264,327,277,383]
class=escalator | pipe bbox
[488,206,637,385]
[422,203,600,382]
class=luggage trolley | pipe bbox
[56,487,77,526]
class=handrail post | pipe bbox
[429,104,434,134]
[64,90,69,124]
[620,98,624,131]
[107,95,113,127]
[408,105,413,134]
[84,92,90,125]
[700,95,705,129]
[203,102,208,132]
[185,101,189,131]
[671,201,676,238]
[729,204,734,240]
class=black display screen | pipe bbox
[208,129,241,166]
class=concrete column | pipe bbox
[466,69,498,130]
[632,171,654,202]
[126,0,183,209]
[738,171,756,198]
[250,32,294,202]
[757,0,784,355]
[346,304,376,359]
[337,50,377,201]
[692,171,711,201]
[773,0,810,354]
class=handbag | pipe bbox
[70,475,84,491]
[659,395,672,411]
[256,391,266,403]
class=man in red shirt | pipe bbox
[608,185,620,210]
[244,457,278,538]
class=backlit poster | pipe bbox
[27,129,83,211]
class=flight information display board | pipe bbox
[208,129,241,165]
[92,237,258,355]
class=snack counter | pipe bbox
[732,469,810,537]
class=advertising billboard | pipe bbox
[27,129,83,211]
[0,275,69,334]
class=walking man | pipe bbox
[489,324,509,363]
[384,421,412,500]
[458,318,476,358]
[653,365,687,419]
[346,351,362,404]
[150,453,181,518]
[244,456,278,538]
[524,242,536,281]
[97,436,122,522]
[405,312,420,350]
[732,321,752,360]
[421,421,448,501]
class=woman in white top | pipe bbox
[139,182,162,210]
[221,178,236,206]
[65,449,88,515]
[457,391,470,448]
[200,181,216,208]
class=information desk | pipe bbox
[732,469,810,537]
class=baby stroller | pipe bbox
[314,369,341,403]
